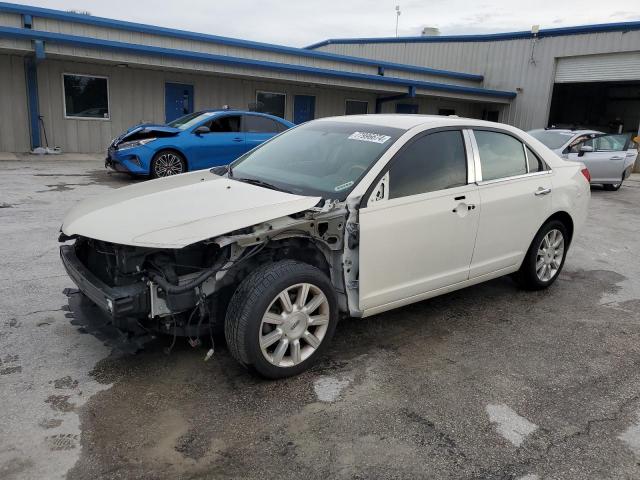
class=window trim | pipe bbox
[345,99,369,115]
[470,127,552,185]
[360,127,470,206]
[255,90,286,119]
[62,72,111,121]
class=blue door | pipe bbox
[185,114,246,170]
[396,103,419,114]
[165,83,194,123]
[293,95,315,124]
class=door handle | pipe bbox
[610,156,624,161]
[232,137,243,142]
[534,187,551,196]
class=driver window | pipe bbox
[386,130,467,200]
[569,137,593,154]
[207,115,241,133]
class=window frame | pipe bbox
[62,73,111,121]
[469,127,551,185]
[255,90,286,119]
[360,127,472,206]
[345,99,369,115]
[205,114,242,133]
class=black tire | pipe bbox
[603,180,622,191]
[514,220,569,290]
[224,260,339,379]
[150,150,187,178]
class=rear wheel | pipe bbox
[224,260,338,379]
[150,150,187,178]
[603,179,622,191]
[515,220,568,290]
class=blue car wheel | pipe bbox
[151,150,187,178]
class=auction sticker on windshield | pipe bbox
[348,132,391,144]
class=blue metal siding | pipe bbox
[0,26,517,99]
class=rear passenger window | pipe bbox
[526,146,546,172]
[388,130,467,199]
[475,130,527,181]
[243,115,281,133]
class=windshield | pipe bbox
[229,121,405,198]
[528,130,576,149]
[167,111,216,130]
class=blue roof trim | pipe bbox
[306,20,640,48]
[0,26,515,99]
[0,2,483,82]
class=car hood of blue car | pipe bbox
[112,123,182,147]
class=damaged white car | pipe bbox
[60,115,590,378]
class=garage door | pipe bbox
[555,52,640,83]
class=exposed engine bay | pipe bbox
[60,199,360,352]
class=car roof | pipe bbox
[315,114,527,133]
[529,128,603,136]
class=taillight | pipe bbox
[581,168,591,182]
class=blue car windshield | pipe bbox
[167,111,216,130]
[229,121,405,199]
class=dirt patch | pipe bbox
[53,376,79,389]
[45,395,75,412]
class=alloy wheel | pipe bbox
[536,229,565,282]
[259,283,330,368]
[154,152,184,177]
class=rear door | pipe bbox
[469,129,553,278]
[358,129,480,311]
[567,134,630,183]
[243,114,286,151]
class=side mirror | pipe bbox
[194,125,210,135]
[578,145,593,157]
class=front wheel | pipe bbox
[515,220,568,290]
[150,150,187,178]
[225,260,338,379]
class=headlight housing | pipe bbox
[117,138,157,150]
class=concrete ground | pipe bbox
[1,160,640,480]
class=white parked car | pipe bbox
[528,128,638,190]
[60,115,590,378]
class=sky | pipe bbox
[10,0,640,47]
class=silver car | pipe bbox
[528,129,638,191]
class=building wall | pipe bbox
[316,30,640,130]
[0,54,30,152]
[35,58,381,153]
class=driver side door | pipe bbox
[567,134,630,183]
[187,115,245,169]
[358,129,480,312]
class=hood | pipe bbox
[112,123,182,147]
[62,171,321,248]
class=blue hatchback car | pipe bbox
[106,110,294,177]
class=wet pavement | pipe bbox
[1,160,640,479]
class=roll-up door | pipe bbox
[555,52,640,83]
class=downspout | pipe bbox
[22,13,44,150]
[375,85,416,113]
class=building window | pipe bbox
[256,91,286,119]
[63,74,110,119]
[345,100,368,115]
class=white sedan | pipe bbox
[528,128,638,190]
[60,115,590,378]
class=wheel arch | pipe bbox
[542,210,574,245]
[151,147,189,171]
